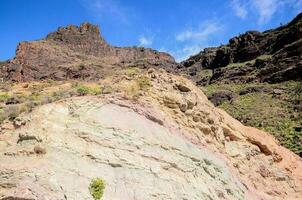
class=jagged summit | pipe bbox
[0,23,176,82]
[46,23,103,41]
[46,23,109,53]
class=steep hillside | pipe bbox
[0,69,301,199]
[0,18,301,200]
[179,13,302,155]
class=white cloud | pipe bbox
[168,45,203,62]
[230,0,248,19]
[251,0,280,25]
[176,21,223,42]
[231,0,301,25]
[139,36,153,46]
[81,0,129,24]
[174,20,224,61]
[178,45,202,61]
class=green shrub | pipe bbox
[136,76,151,90]
[0,92,10,102]
[75,84,102,96]
[89,178,105,200]
[124,67,140,77]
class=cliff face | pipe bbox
[1,23,176,82]
[0,69,301,199]
[180,13,302,85]
[0,16,302,200]
[179,13,302,156]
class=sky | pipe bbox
[0,0,301,62]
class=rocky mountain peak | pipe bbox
[1,23,176,82]
[46,22,107,46]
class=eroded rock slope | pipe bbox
[0,70,301,200]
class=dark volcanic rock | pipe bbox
[1,23,177,82]
[208,90,237,106]
[239,86,272,95]
[180,13,302,85]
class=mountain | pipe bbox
[0,23,176,82]
[0,16,302,200]
[180,13,302,85]
[179,13,302,156]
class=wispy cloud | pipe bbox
[251,0,280,25]
[174,45,203,62]
[231,0,301,25]
[138,36,153,46]
[176,21,223,42]
[230,0,248,19]
[81,0,129,24]
[173,20,224,61]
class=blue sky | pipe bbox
[1,0,301,61]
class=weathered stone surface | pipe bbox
[0,100,247,200]
[0,70,301,200]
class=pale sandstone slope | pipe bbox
[0,69,301,200]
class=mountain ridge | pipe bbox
[0,22,176,82]
[179,12,302,85]
[0,13,302,200]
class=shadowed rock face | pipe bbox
[1,23,176,82]
[180,13,302,85]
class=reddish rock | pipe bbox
[2,23,177,82]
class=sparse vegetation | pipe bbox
[89,178,105,200]
[0,81,105,125]
[223,59,256,69]
[136,76,151,90]
[202,81,302,156]
[0,92,10,102]
[124,67,141,77]
[75,84,102,96]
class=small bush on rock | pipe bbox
[124,67,140,77]
[0,92,10,102]
[75,84,102,96]
[136,76,151,90]
[89,178,105,200]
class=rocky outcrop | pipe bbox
[1,23,176,82]
[0,70,301,199]
[180,13,302,85]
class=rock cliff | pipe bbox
[179,13,302,156]
[0,23,176,82]
[180,13,302,85]
[0,16,302,200]
[0,69,301,199]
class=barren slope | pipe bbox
[0,70,301,200]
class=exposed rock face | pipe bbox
[177,13,302,156]
[1,23,176,82]
[0,70,301,199]
[180,13,302,85]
